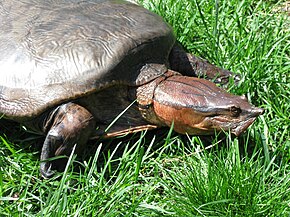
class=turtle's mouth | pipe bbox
[209,108,264,136]
[230,117,257,136]
[210,116,258,136]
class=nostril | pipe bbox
[239,95,247,101]
[252,107,265,116]
[258,108,265,115]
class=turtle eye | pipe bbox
[230,106,241,117]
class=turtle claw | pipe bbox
[214,73,241,87]
[40,131,59,178]
[40,161,55,179]
[231,74,242,86]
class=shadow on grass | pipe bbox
[0,118,263,180]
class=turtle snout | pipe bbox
[249,107,264,117]
[256,107,264,115]
[230,105,264,136]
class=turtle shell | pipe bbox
[0,0,175,120]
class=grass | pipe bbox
[1,0,289,216]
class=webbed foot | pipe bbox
[40,102,95,178]
[169,45,241,86]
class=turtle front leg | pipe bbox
[40,102,95,178]
[169,45,240,86]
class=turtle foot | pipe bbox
[39,103,95,178]
[169,45,241,87]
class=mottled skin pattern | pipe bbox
[0,0,264,178]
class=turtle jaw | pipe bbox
[203,107,264,136]
[230,117,258,136]
[151,101,264,136]
[227,106,264,136]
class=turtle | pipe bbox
[0,0,264,178]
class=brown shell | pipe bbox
[0,0,175,120]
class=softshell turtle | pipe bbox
[0,0,264,178]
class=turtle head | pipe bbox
[138,75,264,136]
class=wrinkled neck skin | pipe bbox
[136,70,264,136]
[136,70,178,127]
